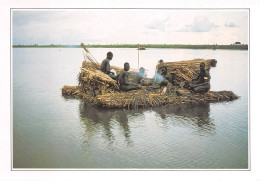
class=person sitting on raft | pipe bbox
[154,59,164,82]
[159,66,174,94]
[190,62,211,93]
[160,66,173,86]
[100,51,117,80]
[157,59,164,74]
[133,67,153,86]
[133,67,146,84]
[118,62,142,91]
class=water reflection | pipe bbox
[78,102,146,146]
[79,102,115,144]
[154,103,216,136]
[78,101,215,150]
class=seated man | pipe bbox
[157,59,164,74]
[133,67,153,86]
[160,66,173,86]
[160,66,174,94]
[190,62,211,93]
[100,51,117,80]
[118,62,141,91]
[133,67,146,84]
[154,59,164,82]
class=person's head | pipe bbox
[124,62,130,71]
[139,67,145,74]
[200,62,205,71]
[107,52,113,60]
[159,59,164,64]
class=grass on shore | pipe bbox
[12,44,248,50]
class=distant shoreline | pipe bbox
[12,44,248,50]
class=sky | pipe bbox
[12,9,248,45]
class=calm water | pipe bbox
[12,48,248,169]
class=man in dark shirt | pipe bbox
[100,51,117,80]
[118,62,141,91]
[190,62,211,93]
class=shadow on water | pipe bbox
[78,101,216,148]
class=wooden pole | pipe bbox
[138,45,140,69]
[81,42,99,69]
[81,42,99,64]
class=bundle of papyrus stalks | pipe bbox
[61,85,80,96]
[158,59,217,86]
[167,89,239,105]
[61,58,240,109]
[61,85,99,103]
[93,88,239,109]
[95,89,167,109]
[61,85,239,109]
[77,64,119,95]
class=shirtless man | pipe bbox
[190,62,211,93]
[118,62,141,91]
[100,51,117,80]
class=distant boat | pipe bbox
[138,46,146,50]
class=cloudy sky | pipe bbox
[12,9,248,45]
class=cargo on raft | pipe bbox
[61,58,239,109]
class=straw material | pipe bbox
[96,89,167,109]
[61,85,80,96]
[78,67,119,95]
[62,59,239,109]
[62,85,239,109]
[159,59,217,71]
[158,59,217,86]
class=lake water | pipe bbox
[12,48,248,169]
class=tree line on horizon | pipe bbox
[12,43,248,50]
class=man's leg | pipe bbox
[193,84,210,93]
[109,74,117,80]
[160,79,169,87]
[166,83,174,94]
[124,84,141,91]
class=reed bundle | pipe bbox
[77,68,119,95]
[62,85,239,109]
[159,59,217,71]
[96,90,166,109]
[61,58,239,109]
[61,85,80,96]
[61,85,98,103]
[158,59,217,86]
[168,89,239,104]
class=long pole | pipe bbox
[81,43,99,64]
[81,42,99,69]
[138,45,139,69]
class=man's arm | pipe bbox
[192,73,200,82]
[204,70,211,82]
[192,82,209,88]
